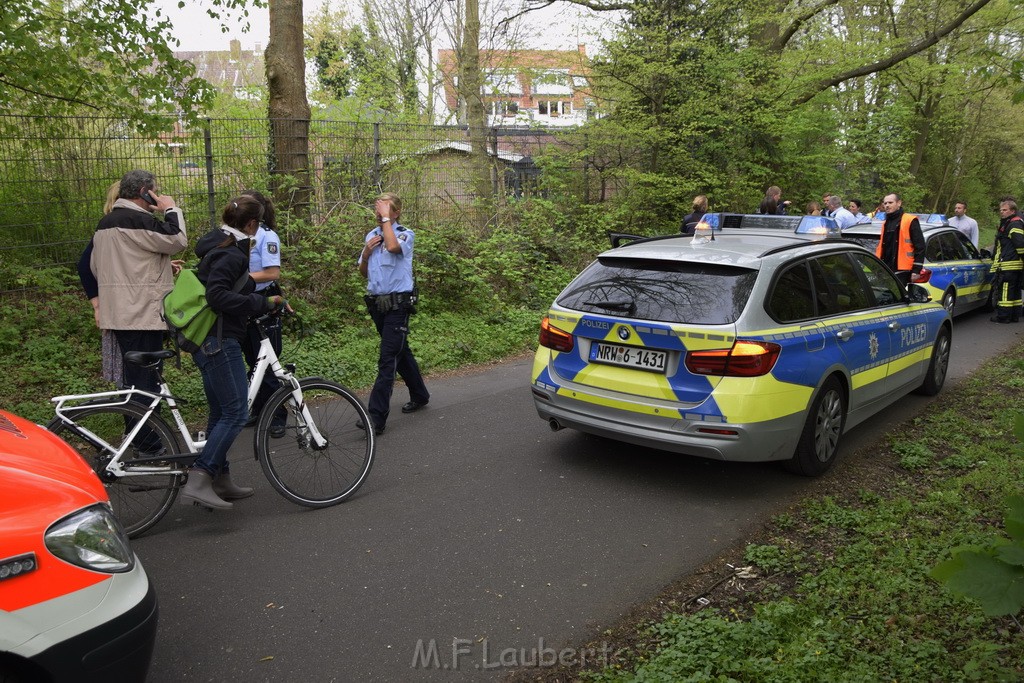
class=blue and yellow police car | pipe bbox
[531,227,952,476]
[843,219,993,317]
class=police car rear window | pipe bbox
[556,258,757,324]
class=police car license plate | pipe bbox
[590,342,667,372]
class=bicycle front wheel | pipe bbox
[47,401,185,538]
[255,378,375,507]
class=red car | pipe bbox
[0,410,157,682]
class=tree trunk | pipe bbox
[459,0,492,230]
[266,0,312,220]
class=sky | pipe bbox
[154,0,617,55]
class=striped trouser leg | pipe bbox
[996,270,1023,319]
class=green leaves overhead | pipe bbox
[0,0,263,132]
[575,0,1024,215]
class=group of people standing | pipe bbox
[78,170,428,512]
[679,185,1024,322]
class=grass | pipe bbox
[506,340,1024,683]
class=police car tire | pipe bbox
[915,325,951,397]
[786,376,846,477]
[941,290,956,316]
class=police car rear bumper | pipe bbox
[22,564,158,682]
[533,387,803,463]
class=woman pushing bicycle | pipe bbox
[183,196,286,509]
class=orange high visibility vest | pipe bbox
[876,213,916,271]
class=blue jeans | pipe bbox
[191,336,249,476]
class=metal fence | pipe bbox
[0,115,596,294]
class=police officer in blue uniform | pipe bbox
[242,189,287,437]
[358,192,430,435]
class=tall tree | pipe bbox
[267,0,312,216]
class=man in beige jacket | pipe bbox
[91,170,186,451]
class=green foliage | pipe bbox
[929,408,1024,620]
[0,187,629,424]
[891,438,935,470]
[570,0,1024,219]
[0,0,264,130]
[743,542,803,575]
[581,337,1024,682]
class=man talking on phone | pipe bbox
[89,169,186,452]
[358,192,430,436]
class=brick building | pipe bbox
[437,45,596,127]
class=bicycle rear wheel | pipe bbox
[255,378,375,507]
[47,401,185,538]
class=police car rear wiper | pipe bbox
[586,299,636,314]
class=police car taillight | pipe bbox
[911,268,932,283]
[539,316,574,353]
[685,340,781,377]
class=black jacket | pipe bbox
[195,228,273,343]
[993,214,1024,272]
[680,211,705,235]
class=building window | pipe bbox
[532,69,572,97]
[490,101,520,117]
[485,71,522,96]
[537,101,571,117]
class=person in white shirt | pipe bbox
[948,200,980,248]
[826,195,857,230]
[847,198,868,223]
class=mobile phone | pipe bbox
[141,189,157,205]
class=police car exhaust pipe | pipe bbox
[549,418,564,432]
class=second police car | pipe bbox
[531,220,952,476]
[842,215,993,317]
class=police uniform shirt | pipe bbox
[360,222,415,296]
[249,224,281,292]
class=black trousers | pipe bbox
[114,329,165,452]
[367,306,429,429]
[993,269,1022,320]
[243,317,286,425]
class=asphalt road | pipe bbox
[134,307,1022,682]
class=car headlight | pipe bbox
[45,504,135,573]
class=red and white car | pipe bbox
[0,409,157,682]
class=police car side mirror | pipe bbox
[894,271,912,288]
[907,284,931,304]
[980,248,992,259]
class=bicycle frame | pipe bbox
[50,317,327,480]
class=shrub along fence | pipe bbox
[0,114,619,295]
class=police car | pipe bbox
[0,410,157,681]
[531,228,952,476]
[843,218,993,316]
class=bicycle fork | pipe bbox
[281,378,329,451]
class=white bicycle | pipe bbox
[48,313,376,537]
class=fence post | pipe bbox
[203,120,216,229]
[583,131,590,205]
[490,128,499,197]
[372,122,381,191]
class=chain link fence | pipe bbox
[0,115,616,295]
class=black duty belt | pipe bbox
[364,290,417,313]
